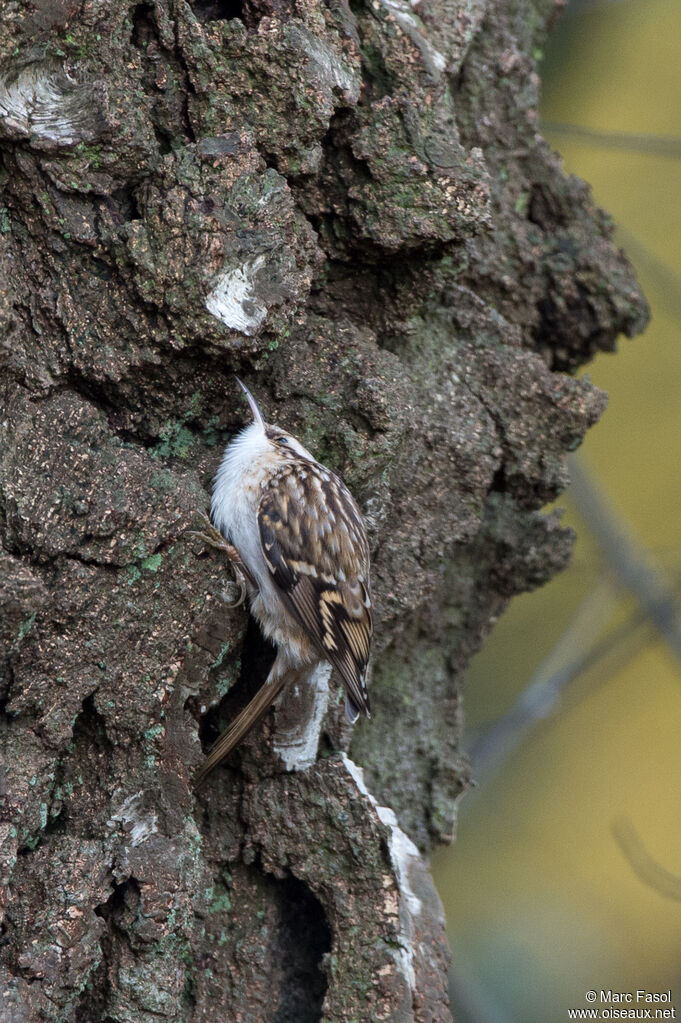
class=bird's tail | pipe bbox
[193,669,292,789]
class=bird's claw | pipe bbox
[188,512,253,603]
[224,570,248,608]
[186,511,233,553]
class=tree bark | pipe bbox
[0,0,647,1020]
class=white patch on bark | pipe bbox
[274,662,331,771]
[107,790,158,847]
[205,255,269,335]
[342,754,422,990]
[0,65,102,146]
[292,27,361,104]
[378,0,447,77]
[374,803,423,919]
[129,817,158,847]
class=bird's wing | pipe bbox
[258,461,372,716]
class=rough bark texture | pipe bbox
[0,0,647,1020]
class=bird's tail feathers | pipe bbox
[193,670,291,788]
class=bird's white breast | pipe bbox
[211,422,271,579]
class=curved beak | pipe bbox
[235,377,266,430]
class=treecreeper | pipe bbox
[193,379,372,786]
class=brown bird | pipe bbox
[193,380,372,787]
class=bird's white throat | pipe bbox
[211,422,270,539]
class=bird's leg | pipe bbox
[187,511,255,605]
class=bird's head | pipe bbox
[236,377,313,462]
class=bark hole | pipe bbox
[190,0,245,23]
[94,876,141,931]
[101,187,141,226]
[131,3,156,48]
[190,0,293,30]
[270,874,331,1023]
[62,694,115,822]
[72,693,113,757]
[80,878,142,1022]
[490,465,507,494]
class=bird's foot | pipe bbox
[187,512,252,606]
[187,512,232,553]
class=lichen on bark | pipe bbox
[0,0,647,1020]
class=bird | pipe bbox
[192,378,372,787]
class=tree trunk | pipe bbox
[0,0,647,1020]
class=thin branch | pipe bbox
[541,122,681,159]
[612,817,681,902]
[470,461,681,783]
[470,579,617,779]
[569,460,681,665]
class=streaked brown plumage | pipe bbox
[193,380,372,787]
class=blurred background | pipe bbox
[431,1,681,1019]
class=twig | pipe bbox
[471,460,681,783]
[612,817,681,902]
[470,579,616,779]
[569,460,681,664]
[541,122,681,159]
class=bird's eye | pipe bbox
[277,436,289,445]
